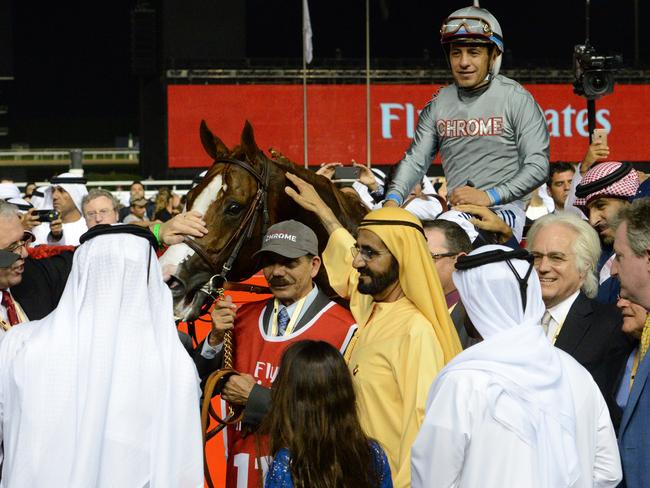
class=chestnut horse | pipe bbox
[164,121,368,322]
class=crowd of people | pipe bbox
[0,4,649,488]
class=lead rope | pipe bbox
[201,288,245,488]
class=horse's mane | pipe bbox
[270,157,368,232]
[223,143,367,233]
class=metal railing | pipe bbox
[0,149,139,167]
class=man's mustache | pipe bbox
[268,277,292,287]
[595,223,609,233]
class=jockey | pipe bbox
[385,5,550,242]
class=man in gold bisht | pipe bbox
[286,173,462,488]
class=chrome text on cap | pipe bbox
[265,233,297,242]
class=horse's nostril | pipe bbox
[167,276,186,297]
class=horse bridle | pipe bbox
[183,156,271,306]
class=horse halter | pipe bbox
[183,156,271,307]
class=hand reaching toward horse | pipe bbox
[285,173,343,235]
[208,295,237,346]
[157,210,208,245]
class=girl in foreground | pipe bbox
[264,340,392,488]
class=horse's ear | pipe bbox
[269,148,292,164]
[200,120,230,159]
[240,120,261,161]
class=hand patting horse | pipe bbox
[162,120,368,322]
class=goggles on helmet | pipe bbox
[440,16,503,52]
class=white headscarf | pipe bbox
[435,245,580,488]
[42,172,88,213]
[437,209,479,243]
[29,186,48,210]
[0,183,21,201]
[0,232,203,487]
[6,197,33,214]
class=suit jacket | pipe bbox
[618,351,650,488]
[13,252,75,320]
[554,292,634,429]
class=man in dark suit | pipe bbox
[422,219,474,348]
[528,212,634,428]
[611,197,650,488]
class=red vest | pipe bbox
[225,298,356,488]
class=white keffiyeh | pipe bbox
[41,172,88,213]
[436,245,581,487]
[0,232,203,487]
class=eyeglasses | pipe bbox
[530,252,572,266]
[85,208,115,219]
[431,251,458,260]
[3,232,34,253]
[351,245,390,262]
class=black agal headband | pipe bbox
[358,219,426,238]
[574,162,632,199]
[80,224,159,283]
[456,248,535,311]
[50,176,88,185]
[79,223,158,249]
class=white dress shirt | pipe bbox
[545,289,580,342]
[201,283,320,359]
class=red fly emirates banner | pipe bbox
[167,84,650,168]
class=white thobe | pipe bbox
[411,350,621,488]
[32,218,88,246]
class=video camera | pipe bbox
[573,44,623,100]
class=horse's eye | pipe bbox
[225,202,243,215]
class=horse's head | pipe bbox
[164,120,277,321]
[163,120,370,322]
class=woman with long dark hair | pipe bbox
[263,340,392,488]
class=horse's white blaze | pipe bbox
[158,243,195,279]
[193,174,224,215]
[160,174,226,274]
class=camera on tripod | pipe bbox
[573,45,623,100]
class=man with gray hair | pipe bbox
[411,245,621,488]
[0,201,34,335]
[81,189,120,229]
[528,212,633,427]
[611,197,650,488]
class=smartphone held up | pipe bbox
[592,128,607,147]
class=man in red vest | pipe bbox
[195,220,357,488]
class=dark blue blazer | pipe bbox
[618,353,650,488]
